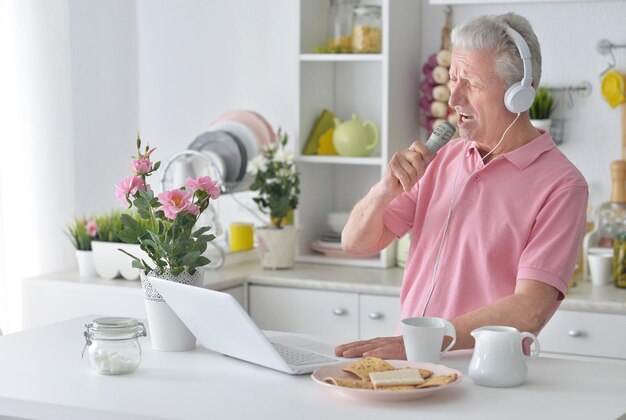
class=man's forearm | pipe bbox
[342,181,398,254]
[449,280,559,349]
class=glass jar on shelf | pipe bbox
[82,317,147,375]
[596,161,626,247]
[327,0,359,52]
[613,234,626,288]
[351,5,382,53]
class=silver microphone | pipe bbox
[424,121,456,154]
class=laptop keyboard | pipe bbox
[271,342,338,366]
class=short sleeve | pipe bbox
[517,185,589,299]
[383,189,418,239]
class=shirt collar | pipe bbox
[465,129,556,169]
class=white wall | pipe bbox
[70,0,139,215]
[421,1,626,213]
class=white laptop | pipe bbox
[149,277,344,375]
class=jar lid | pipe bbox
[353,5,381,13]
[85,317,146,340]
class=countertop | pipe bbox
[25,262,626,315]
[0,315,624,420]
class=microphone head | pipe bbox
[425,121,456,154]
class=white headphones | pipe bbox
[503,26,535,114]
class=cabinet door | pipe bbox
[359,294,401,339]
[540,310,626,360]
[249,285,358,339]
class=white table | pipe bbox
[0,316,625,420]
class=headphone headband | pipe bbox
[503,25,535,113]
[505,26,533,89]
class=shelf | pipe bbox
[298,155,383,165]
[300,53,384,62]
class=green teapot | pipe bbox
[332,114,379,157]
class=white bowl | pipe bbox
[327,212,350,234]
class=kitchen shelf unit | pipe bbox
[295,0,421,268]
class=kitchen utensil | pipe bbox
[188,131,247,187]
[210,110,275,148]
[469,326,540,387]
[209,120,259,164]
[401,317,456,363]
[332,114,379,157]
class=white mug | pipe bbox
[401,317,456,363]
[587,254,613,286]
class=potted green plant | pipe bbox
[248,129,301,269]
[90,210,153,280]
[115,136,221,351]
[65,217,98,278]
[529,87,555,132]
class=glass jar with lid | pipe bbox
[351,5,382,53]
[327,0,359,52]
[82,317,147,375]
[614,234,626,288]
[596,161,626,247]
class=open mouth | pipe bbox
[459,112,474,122]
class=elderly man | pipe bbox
[335,13,588,359]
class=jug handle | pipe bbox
[364,121,380,152]
[520,332,540,359]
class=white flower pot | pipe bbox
[75,250,97,278]
[91,241,150,280]
[141,269,203,352]
[255,225,300,269]
[530,119,551,132]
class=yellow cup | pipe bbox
[229,223,254,252]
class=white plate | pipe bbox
[311,360,462,402]
[211,110,275,147]
[210,120,259,162]
[311,240,378,260]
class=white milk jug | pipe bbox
[469,326,540,387]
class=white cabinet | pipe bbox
[249,285,359,339]
[295,0,421,268]
[248,284,400,339]
[540,310,626,361]
[359,294,400,339]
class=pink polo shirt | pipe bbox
[383,131,588,323]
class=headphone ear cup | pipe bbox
[504,83,536,113]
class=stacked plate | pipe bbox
[187,110,276,193]
[311,233,377,260]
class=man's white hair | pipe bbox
[451,12,542,89]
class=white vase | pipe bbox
[255,225,300,269]
[530,119,551,132]
[140,269,203,351]
[91,241,150,280]
[75,250,97,278]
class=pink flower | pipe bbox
[185,176,221,199]
[115,176,147,205]
[86,220,98,237]
[157,189,195,220]
[130,157,152,175]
